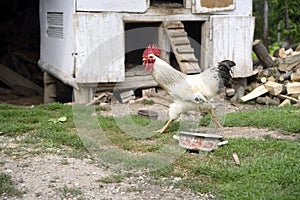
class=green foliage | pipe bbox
[253,0,300,46]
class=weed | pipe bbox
[141,99,155,105]
[58,185,83,199]
[0,173,24,197]
[97,174,124,184]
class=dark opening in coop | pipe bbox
[125,22,161,70]
[150,0,184,8]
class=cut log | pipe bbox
[278,48,286,58]
[247,82,260,92]
[290,73,300,81]
[264,81,283,96]
[119,90,135,103]
[286,82,300,94]
[278,94,299,104]
[279,71,293,81]
[230,86,245,102]
[252,40,274,68]
[278,99,291,107]
[226,88,235,97]
[240,85,268,102]
[275,53,300,72]
[267,76,276,82]
[258,77,267,83]
[256,97,280,106]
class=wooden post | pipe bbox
[44,72,57,103]
[73,83,97,104]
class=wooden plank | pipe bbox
[240,85,268,102]
[286,82,300,94]
[163,21,184,29]
[164,21,201,74]
[278,99,291,107]
[179,62,201,74]
[0,63,43,95]
[74,13,125,83]
[77,0,147,12]
[177,54,198,62]
[97,75,157,92]
[176,47,194,54]
[172,38,190,45]
[232,153,241,166]
[278,94,299,104]
[169,31,187,37]
[211,16,254,77]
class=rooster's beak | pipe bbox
[142,58,147,62]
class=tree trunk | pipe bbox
[263,0,269,50]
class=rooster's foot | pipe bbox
[154,119,173,134]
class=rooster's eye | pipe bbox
[149,55,154,59]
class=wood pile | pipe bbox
[238,40,300,106]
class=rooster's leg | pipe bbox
[209,107,223,128]
[155,119,173,134]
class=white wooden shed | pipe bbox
[39,0,254,103]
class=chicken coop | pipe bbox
[39,0,254,104]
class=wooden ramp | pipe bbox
[163,21,201,74]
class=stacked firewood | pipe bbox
[239,40,300,106]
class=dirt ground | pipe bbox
[0,91,298,199]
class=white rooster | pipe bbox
[142,44,236,133]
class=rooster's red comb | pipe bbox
[142,44,160,57]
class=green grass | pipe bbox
[141,99,155,105]
[0,103,85,153]
[200,105,300,133]
[181,138,300,199]
[0,173,24,197]
[0,103,299,199]
[58,185,83,199]
[97,174,125,184]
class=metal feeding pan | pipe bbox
[173,131,224,152]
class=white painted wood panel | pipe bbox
[76,0,147,13]
[192,0,235,13]
[219,0,252,16]
[40,0,75,75]
[74,13,125,83]
[211,16,254,77]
